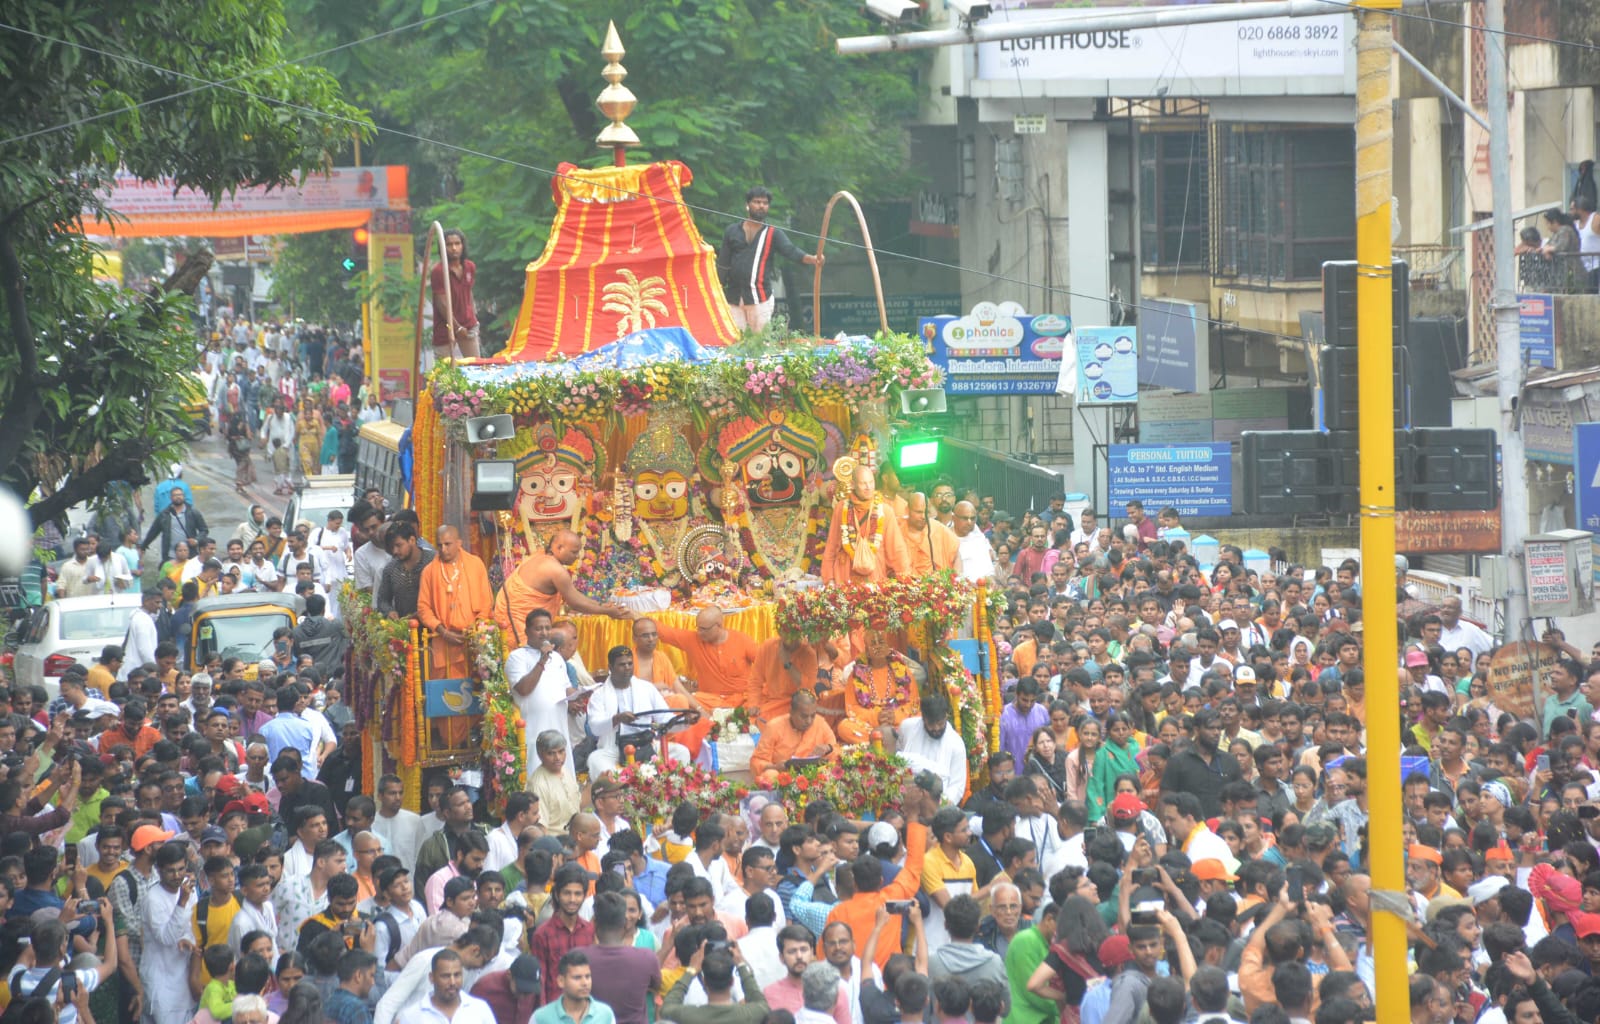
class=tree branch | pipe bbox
[0,217,43,480]
[27,440,158,529]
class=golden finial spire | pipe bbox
[596,20,639,163]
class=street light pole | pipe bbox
[1352,8,1406,1024]
[1486,0,1528,641]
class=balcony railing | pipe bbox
[1518,252,1595,295]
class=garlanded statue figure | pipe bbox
[837,628,922,745]
[505,422,603,554]
[615,414,702,587]
[700,409,827,579]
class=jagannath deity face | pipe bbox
[513,424,599,524]
[623,418,696,522]
[707,410,825,511]
[634,470,690,520]
[744,441,809,507]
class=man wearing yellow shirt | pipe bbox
[85,827,128,895]
[921,806,987,948]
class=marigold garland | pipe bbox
[412,390,443,538]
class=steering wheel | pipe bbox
[626,706,701,736]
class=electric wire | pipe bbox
[0,1,1567,349]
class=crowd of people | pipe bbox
[198,317,382,498]
[14,326,1600,1024]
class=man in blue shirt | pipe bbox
[604,829,669,908]
[325,948,380,1024]
[259,688,316,774]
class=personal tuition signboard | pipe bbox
[1107,444,1233,517]
[920,301,1070,395]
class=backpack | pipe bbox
[374,908,405,970]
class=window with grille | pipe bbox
[1139,129,1209,270]
[1215,125,1355,282]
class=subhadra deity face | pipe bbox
[634,470,690,520]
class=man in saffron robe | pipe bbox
[750,690,838,786]
[748,633,822,728]
[902,491,961,576]
[632,616,712,757]
[494,528,627,648]
[636,608,757,712]
[821,465,908,586]
[417,525,493,677]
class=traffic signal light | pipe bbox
[343,226,370,274]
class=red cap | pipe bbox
[1109,793,1145,822]
[215,774,243,797]
[221,792,270,817]
[1098,935,1132,968]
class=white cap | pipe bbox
[1467,876,1509,905]
[1217,619,1239,631]
[1234,666,1257,684]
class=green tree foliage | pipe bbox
[283,0,926,335]
[271,230,366,326]
[0,1,370,525]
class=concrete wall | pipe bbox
[1553,294,1600,369]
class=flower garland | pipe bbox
[339,586,416,763]
[610,761,749,824]
[775,573,976,644]
[766,747,912,819]
[836,500,889,561]
[849,653,918,712]
[467,622,526,814]
[929,645,990,785]
[427,333,939,429]
[412,390,443,539]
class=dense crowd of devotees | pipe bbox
[5,485,1598,1024]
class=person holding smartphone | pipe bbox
[142,842,200,1024]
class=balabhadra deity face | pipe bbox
[518,456,585,522]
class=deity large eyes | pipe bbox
[521,475,546,495]
[635,482,659,501]
[777,453,803,479]
[664,479,687,499]
[746,454,772,480]
[553,473,576,493]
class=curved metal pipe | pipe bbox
[812,191,889,338]
[413,221,453,395]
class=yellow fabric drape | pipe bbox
[571,603,777,676]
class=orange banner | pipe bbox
[81,167,409,238]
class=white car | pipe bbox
[12,594,142,697]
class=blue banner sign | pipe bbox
[920,301,1070,395]
[1107,443,1233,517]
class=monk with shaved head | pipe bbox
[417,524,494,680]
[494,527,627,647]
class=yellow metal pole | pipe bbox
[1354,7,1405,1023]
